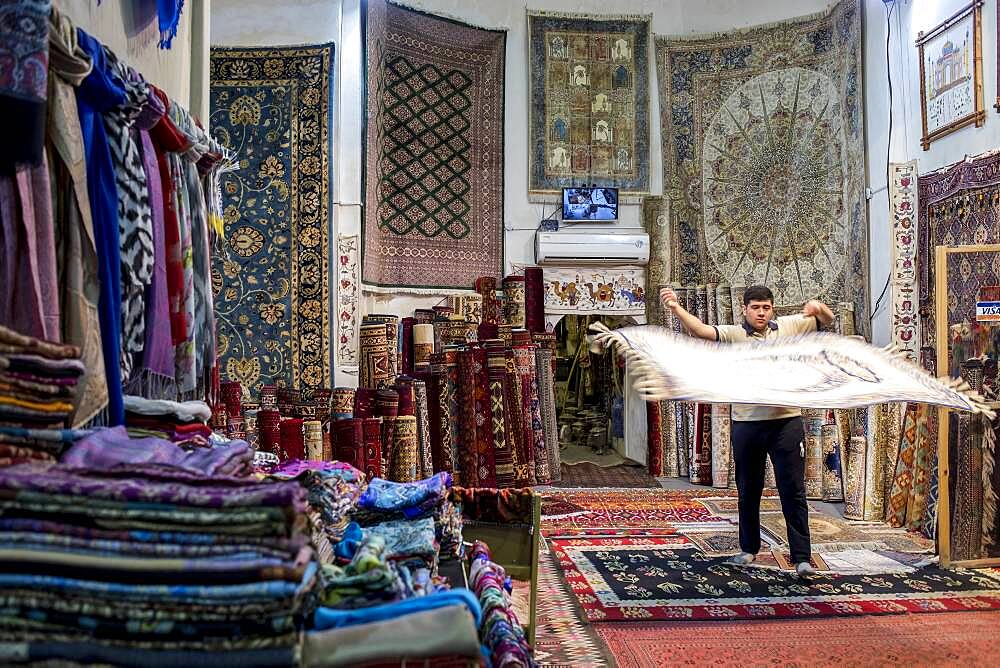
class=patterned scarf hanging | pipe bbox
[102,51,153,385]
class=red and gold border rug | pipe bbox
[551,535,1000,622]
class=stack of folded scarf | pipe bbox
[470,541,536,668]
[123,395,214,447]
[318,532,407,609]
[0,325,83,431]
[0,460,317,666]
[266,459,367,560]
[0,427,91,466]
[303,589,483,667]
[354,472,463,563]
[60,426,254,477]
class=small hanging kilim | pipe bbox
[363,0,505,292]
[210,44,333,392]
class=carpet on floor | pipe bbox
[551,534,1000,621]
[532,544,613,667]
[559,443,627,468]
[540,488,734,533]
[550,461,661,489]
[758,510,935,554]
[594,611,1000,667]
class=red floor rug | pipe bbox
[540,488,733,533]
[594,611,1000,667]
[549,462,661,488]
[551,535,1000,621]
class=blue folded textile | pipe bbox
[357,472,451,519]
[333,522,364,561]
[313,588,482,630]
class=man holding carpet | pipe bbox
[659,285,835,577]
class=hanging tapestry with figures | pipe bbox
[363,0,505,292]
[655,0,868,335]
[527,11,651,200]
[209,43,334,392]
[542,266,646,331]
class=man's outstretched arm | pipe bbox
[659,287,718,341]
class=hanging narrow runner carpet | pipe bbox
[888,161,919,361]
[336,234,360,369]
[210,44,333,392]
[655,0,868,333]
[527,11,651,199]
[363,0,505,292]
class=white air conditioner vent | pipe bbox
[534,231,649,266]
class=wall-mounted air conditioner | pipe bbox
[534,231,650,265]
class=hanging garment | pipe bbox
[127,68,174,396]
[75,28,127,426]
[0,158,60,343]
[0,0,52,169]
[103,49,154,385]
[156,0,185,49]
[47,8,107,425]
[148,87,188,349]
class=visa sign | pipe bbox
[976,301,1000,322]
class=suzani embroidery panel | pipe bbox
[210,43,334,392]
[336,234,360,369]
[363,0,505,292]
[528,11,651,198]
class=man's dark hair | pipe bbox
[743,285,774,305]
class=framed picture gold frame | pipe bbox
[934,243,1000,569]
[916,1,985,150]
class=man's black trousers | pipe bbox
[731,416,811,563]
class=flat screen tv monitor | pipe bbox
[562,187,619,221]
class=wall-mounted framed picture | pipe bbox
[916,0,984,150]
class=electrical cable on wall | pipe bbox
[870,0,896,322]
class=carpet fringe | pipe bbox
[528,9,651,22]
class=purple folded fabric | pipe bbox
[61,426,251,476]
[0,460,305,510]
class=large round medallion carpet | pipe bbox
[594,612,1000,667]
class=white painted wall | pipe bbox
[207,0,1000,378]
[54,0,208,114]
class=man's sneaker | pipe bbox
[795,561,817,577]
[726,552,756,566]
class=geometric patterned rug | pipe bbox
[532,545,613,667]
[363,0,505,291]
[758,511,935,554]
[540,488,731,534]
[595,611,1000,667]
[551,535,1000,621]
